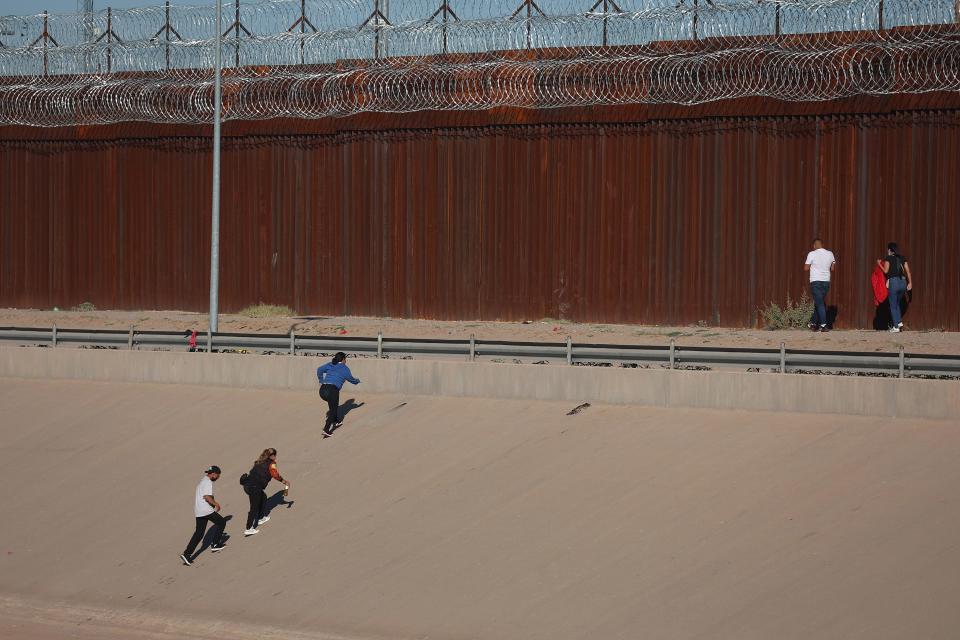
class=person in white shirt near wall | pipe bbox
[804,238,836,332]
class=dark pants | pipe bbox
[888,276,907,327]
[183,512,226,557]
[245,485,267,530]
[319,384,340,432]
[810,281,830,327]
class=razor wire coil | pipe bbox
[0,0,958,126]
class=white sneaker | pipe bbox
[889,327,900,333]
[897,322,904,328]
[244,528,259,536]
[257,516,270,526]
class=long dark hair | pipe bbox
[332,351,347,364]
[887,242,900,255]
[254,448,276,466]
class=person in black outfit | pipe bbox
[242,448,289,536]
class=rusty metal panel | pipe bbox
[1,108,959,330]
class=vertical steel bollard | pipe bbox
[377,331,383,358]
[469,334,476,362]
[206,330,213,353]
[289,329,296,355]
[128,326,134,350]
[566,336,573,365]
[780,342,786,373]
[52,324,58,348]
[898,345,905,379]
[669,339,675,369]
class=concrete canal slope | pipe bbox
[1,377,959,639]
[1,346,958,418]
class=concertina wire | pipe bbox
[0,0,958,126]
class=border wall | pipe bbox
[2,96,959,329]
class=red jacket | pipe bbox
[871,265,888,306]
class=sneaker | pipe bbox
[180,553,192,566]
[322,429,333,437]
[257,516,270,526]
[897,322,904,328]
[244,528,259,536]
[808,323,818,331]
[818,325,829,333]
[211,545,226,552]
[889,327,900,333]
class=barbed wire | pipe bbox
[0,0,957,126]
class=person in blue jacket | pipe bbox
[317,351,360,436]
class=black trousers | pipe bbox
[183,512,226,557]
[319,384,340,431]
[245,485,267,530]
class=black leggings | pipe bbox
[319,384,340,431]
[245,485,267,530]
[183,512,226,557]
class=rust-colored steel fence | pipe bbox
[1,99,959,330]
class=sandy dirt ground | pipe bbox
[1,308,959,355]
[2,377,960,639]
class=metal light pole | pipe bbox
[209,0,223,334]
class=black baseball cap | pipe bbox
[205,465,222,474]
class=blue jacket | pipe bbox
[317,362,360,390]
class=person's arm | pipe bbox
[830,259,836,272]
[203,494,221,512]
[344,365,360,385]
[904,261,913,291]
[878,258,890,274]
[268,463,288,485]
[317,363,329,384]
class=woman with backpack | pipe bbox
[240,448,289,536]
[877,242,914,332]
[317,351,361,436]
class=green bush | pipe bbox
[238,303,294,318]
[761,291,814,330]
[71,302,97,312]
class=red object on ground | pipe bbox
[339,328,348,335]
[188,330,198,349]
[871,265,888,306]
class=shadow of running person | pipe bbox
[193,514,233,560]
[326,399,365,435]
[263,489,294,518]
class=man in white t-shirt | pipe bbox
[180,465,226,565]
[804,238,836,332]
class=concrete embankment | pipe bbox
[2,377,960,640]
[0,346,957,418]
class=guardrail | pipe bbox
[2,325,958,379]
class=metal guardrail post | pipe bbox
[566,336,572,365]
[899,346,905,379]
[206,330,212,353]
[289,329,296,355]
[780,342,786,373]
[128,326,134,350]
[469,334,476,361]
[52,324,57,348]
[377,331,383,358]
[669,339,675,369]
